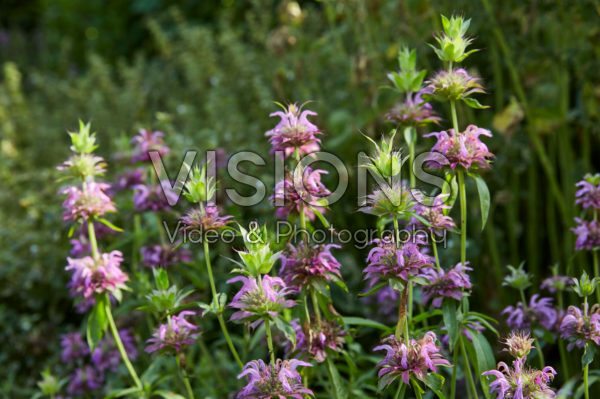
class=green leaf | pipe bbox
[403,126,417,147]
[470,174,491,230]
[389,279,405,292]
[86,294,108,352]
[358,281,387,297]
[442,300,460,348]
[462,97,490,109]
[153,268,169,291]
[104,387,143,398]
[583,344,597,368]
[342,317,391,331]
[154,391,187,399]
[423,373,446,399]
[274,317,296,348]
[326,356,348,399]
[468,328,496,397]
[312,206,331,228]
[97,217,124,232]
[442,173,458,215]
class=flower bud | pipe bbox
[362,131,405,179]
[503,330,535,359]
[572,272,599,298]
[502,263,532,290]
[183,163,216,203]
[68,120,98,154]
[431,15,477,64]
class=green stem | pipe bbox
[412,379,423,399]
[450,340,458,399]
[460,336,478,399]
[87,220,99,262]
[584,362,590,399]
[457,170,467,266]
[265,319,275,364]
[310,287,321,322]
[431,233,441,271]
[203,239,243,368]
[177,354,194,399]
[104,299,143,390]
[408,140,416,188]
[558,339,570,381]
[394,381,406,399]
[450,100,459,134]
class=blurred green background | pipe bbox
[1,0,599,395]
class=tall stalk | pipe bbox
[202,239,243,368]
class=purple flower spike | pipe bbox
[133,184,177,212]
[237,358,314,399]
[113,168,145,191]
[410,194,456,236]
[575,174,600,209]
[374,332,450,387]
[227,275,296,327]
[288,318,346,362]
[502,294,557,331]
[571,218,600,250]
[140,244,192,268]
[92,329,138,372]
[426,68,485,101]
[265,103,322,158]
[559,303,600,350]
[421,262,472,308]
[270,167,331,221]
[180,202,233,232]
[67,366,103,395]
[131,129,169,163]
[540,275,574,293]
[425,125,493,171]
[363,238,433,288]
[65,250,129,299]
[386,89,441,126]
[483,357,556,399]
[60,332,90,363]
[145,311,199,353]
[279,241,342,293]
[61,182,116,222]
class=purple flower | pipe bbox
[131,129,169,163]
[61,182,116,222]
[540,275,574,293]
[180,202,233,232]
[65,250,129,299]
[270,167,331,221]
[288,318,346,362]
[425,68,485,101]
[265,103,322,158]
[386,89,441,126]
[92,329,138,372]
[237,358,314,399]
[425,125,493,171]
[360,182,419,218]
[410,194,456,236]
[374,332,450,386]
[133,184,176,212]
[364,238,433,289]
[279,241,342,293]
[421,263,472,308]
[362,285,401,316]
[559,303,600,350]
[483,357,556,399]
[60,332,89,363]
[227,275,296,327]
[67,366,103,395]
[571,218,600,250]
[575,174,600,209]
[140,244,192,268]
[502,294,557,331]
[145,311,199,353]
[113,168,145,191]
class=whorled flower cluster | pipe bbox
[575,174,600,209]
[145,311,199,353]
[425,68,484,102]
[374,332,450,386]
[279,241,342,293]
[420,262,472,308]
[140,244,192,268]
[385,90,440,126]
[502,294,557,331]
[289,318,346,362]
[540,275,574,293]
[364,238,433,288]
[559,303,600,350]
[180,202,233,232]
[133,184,177,212]
[65,250,129,300]
[410,194,456,236]
[360,182,419,218]
[61,182,116,222]
[237,358,313,399]
[270,167,330,221]
[571,218,600,251]
[483,357,556,399]
[265,103,322,158]
[131,129,170,163]
[425,125,493,171]
[227,275,296,327]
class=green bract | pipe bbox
[572,272,599,298]
[431,15,478,64]
[502,263,532,290]
[183,162,216,203]
[68,120,98,154]
[386,47,427,94]
[362,131,405,180]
